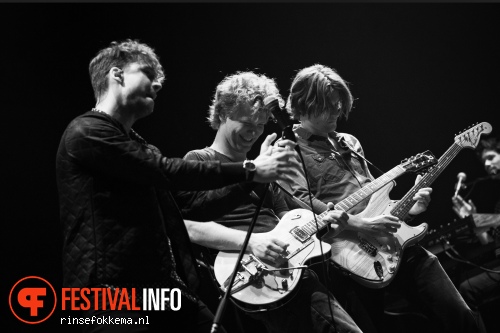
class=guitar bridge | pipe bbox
[358,235,378,257]
[241,255,267,278]
[221,255,267,294]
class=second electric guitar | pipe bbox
[329,122,492,288]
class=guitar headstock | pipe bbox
[401,150,438,173]
[454,122,492,149]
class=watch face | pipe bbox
[244,160,256,171]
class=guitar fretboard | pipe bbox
[390,143,463,219]
[391,122,491,219]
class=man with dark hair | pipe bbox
[279,63,480,333]
[55,40,298,333]
[452,135,500,333]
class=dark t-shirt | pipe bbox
[177,147,289,234]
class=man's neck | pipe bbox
[95,100,135,133]
[209,144,246,162]
[210,134,246,162]
[300,122,334,138]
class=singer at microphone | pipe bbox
[453,172,467,197]
[450,136,500,331]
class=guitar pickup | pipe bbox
[290,226,310,242]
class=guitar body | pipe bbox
[214,209,331,311]
[329,181,428,288]
[329,122,493,288]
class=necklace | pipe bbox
[90,108,149,146]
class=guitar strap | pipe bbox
[274,180,313,210]
[275,134,386,212]
[335,134,385,177]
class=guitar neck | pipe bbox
[335,165,407,212]
[390,143,463,219]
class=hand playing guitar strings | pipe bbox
[324,175,433,240]
[246,202,349,265]
[248,233,290,264]
[324,202,350,237]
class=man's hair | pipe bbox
[476,136,500,158]
[207,71,283,130]
[286,64,353,120]
[89,39,165,102]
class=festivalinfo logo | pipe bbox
[9,275,182,325]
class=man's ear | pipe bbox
[219,113,227,124]
[110,67,123,83]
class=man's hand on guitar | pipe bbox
[323,202,350,238]
[248,233,289,264]
[354,214,401,237]
[409,175,433,215]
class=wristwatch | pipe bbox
[243,159,256,181]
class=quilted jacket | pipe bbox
[56,111,247,289]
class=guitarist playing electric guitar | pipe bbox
[278,64,481,333]
[451,135,500,333]
[174,71,364,333]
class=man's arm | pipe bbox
[175,150,258,221]
[70,119,298,192]
[184,220,289,262]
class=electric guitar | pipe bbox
[213,150,437,311]
[329,122,492,289]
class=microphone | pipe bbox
[453,172,467,197]
[263,95,297,144]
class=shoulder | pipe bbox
[337,132,360,145]
[337,132,364,153]
[183,148,215,161]
[66,112,121,135]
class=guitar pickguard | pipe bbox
[213,209,333,311]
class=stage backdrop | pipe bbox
[3,3,499,332]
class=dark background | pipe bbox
[3,2,499,331]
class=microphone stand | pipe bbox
[210,183,269,333]
[279,124,337,331]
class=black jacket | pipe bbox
[56,111,247,290]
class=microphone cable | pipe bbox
[440,241,500,274]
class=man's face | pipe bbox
[300,89,341,136]
[481,149,500,176]
[220,104,268,155]
[118,62,162,117]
